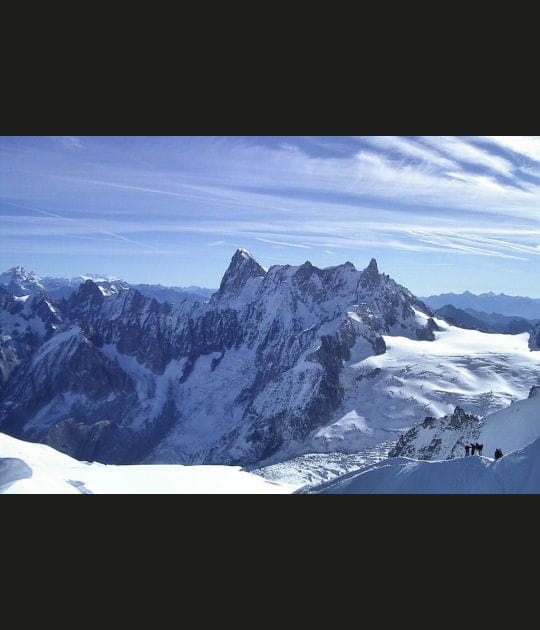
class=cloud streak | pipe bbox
[481,136,540,163]
[1,136,539,292]
[255,237,311,248]
[418,136,515,176]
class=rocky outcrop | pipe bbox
[529,323,540,351]
[389,406,482,460]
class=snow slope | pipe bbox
[250,440,396,490]
[300,316,540,457]
[479,389,540,458]
[389,385,540,461]
[306,437,540,494]
[0,432,297,494]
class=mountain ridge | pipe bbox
[0,265,217,303]
[422,291,540,319]
[1,249,539,467]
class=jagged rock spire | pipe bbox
[217,249,267,296]
[360,258,380,288]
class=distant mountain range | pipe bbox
[433,304,537,335]
[0,266,216,303]
[421,291,540,320]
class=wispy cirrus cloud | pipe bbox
[54,136,85,150]
[481,136,540,162]
[353,136,459,170]
[255,237,311,248]
[0,201,163,252]
[408,230,540,261]
[417,136,515,176]
[1,136,539,293]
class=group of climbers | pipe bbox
[464,443,503,459]
[464,442,483,456]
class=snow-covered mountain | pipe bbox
[0,266,131,300]
[0,266,45,296]
[1,249,540,468]
[43,274,131,299]
[131,284,215,304]
[0,284,62,386]
[0,266,215,303]
[421,291,540,320]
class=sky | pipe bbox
[1,135,539,297]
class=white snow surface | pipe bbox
[306,389,540,493]
[305,318,540,456]
[250,441,396,490]
[478,389,540,457]
[0,432,296,494]
[307,436,540,494]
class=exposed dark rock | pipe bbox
[215,249,267,298]
[46,418,113,461]
[529,323,540,351]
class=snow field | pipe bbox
[0,432,297,494]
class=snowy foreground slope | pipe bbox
[305,437,540,494]
[3,386,540,493]
[303,389,540,493]
[3,427,539,493]
[0,432,297,494]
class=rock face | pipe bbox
[389,406,483,460]
[529,323,540,351]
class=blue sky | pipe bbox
[1,135,539,297]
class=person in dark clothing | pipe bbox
[477,443,483,456]
[465,444,470,456]
[494,448,503,460]
[471,443,476,455]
